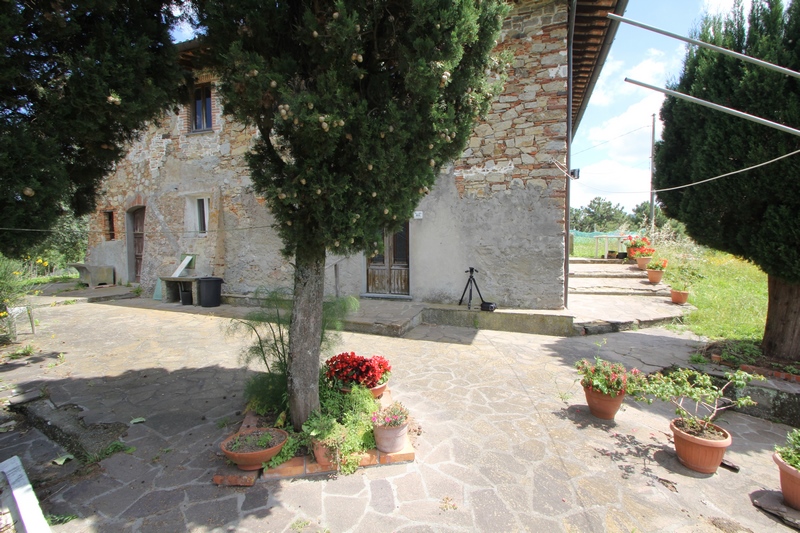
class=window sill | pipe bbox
[186,129,215,136]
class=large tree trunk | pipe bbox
[762,275,800,362]
[288,244,326,431]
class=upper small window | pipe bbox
[193,85,212,131]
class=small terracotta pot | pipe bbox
[583,386,625,420]
[374,423,409,453]
[669,419,731,474]
[636,256,652,270]
[774,452,800,510]
[220,428,288,471]
[670,289,689,304]
[646,269,664,284]
[312,439,333,466]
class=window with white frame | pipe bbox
[186,196,211,236]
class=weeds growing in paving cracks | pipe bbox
[45,514,78,525]
[7,344,34,359]
[86,441,136,464]
[216,416,230,429]
[440,496,458,511]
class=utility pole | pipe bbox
[649,113,655,233]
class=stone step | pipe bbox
[568,276,671,296]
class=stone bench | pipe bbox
[68,263,115,289]
[159,277,200,306]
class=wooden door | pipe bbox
[133,207,145,282]
[367,222,409,295]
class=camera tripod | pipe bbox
[458,267,485,310]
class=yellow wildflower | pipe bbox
[43,261,48,267]
[36,258,42,264]
[12,271,20,276]
[0,311,7,318]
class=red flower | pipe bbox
[324,352,392,388]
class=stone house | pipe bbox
[86,0,626,310]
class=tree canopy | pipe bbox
[193,0,508,428]
[655,0,800,360]
[0,0,187,257]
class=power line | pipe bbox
[572,125,652,156]
[571,147,800,194]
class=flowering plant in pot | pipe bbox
[631,247,656,269]
[574,356,647,420]
[644,368,763,473]
[646,258,668,284]
[774,429,800,510]
[324,352,391,397]
[371,401,410,453]
[624,235,651,258]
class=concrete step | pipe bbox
[569,276,671,296]
[569,263,647,279]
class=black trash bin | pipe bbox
[198,277,224,307]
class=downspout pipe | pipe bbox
[565,0,578,309]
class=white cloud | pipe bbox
[703,0,753,16]
[585,57,625,107]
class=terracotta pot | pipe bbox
[312,439,333,466]
[636,256,652,270]
[583,386,625,420]
[220,428,288,471]
[340,381,388,399]
[373,423,409,453]
[670,289,689,304]
[646,269,664,284]
[669,419,731,474]
[774,452,800,510]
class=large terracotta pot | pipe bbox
[583,386,625,420]
[670,289,689,304]
[646,269,664,284]
[340,381,388,399]
[220,428,288,471]
[774,452,800,510]
[669,419,731,474]
[373,423,409,453]
[636,256,652,270]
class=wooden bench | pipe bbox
[68,263,115,288]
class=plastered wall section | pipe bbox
[86,74,362,298]
[409,0,568,309]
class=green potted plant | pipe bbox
[645,368,763,474]
[371,401,410,453]
[646,258,668,284]
[302,380,379,474]
[220,427,289,471]
[774,429,800,510]
[574,356,647,420]
[667,263,702,304]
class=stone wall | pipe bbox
[87,0,568,309]
[408,0,568,309]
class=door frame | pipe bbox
[365,222,410,297]
[126,206,146,283]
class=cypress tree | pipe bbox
[655,0,800,361]
[193,0,508,428]
[0,1,187,257]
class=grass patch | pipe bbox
[571,231,768,342]
[29,273,79,285]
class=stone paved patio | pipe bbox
[0,300,796,532]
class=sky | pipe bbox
[570,0,751,212]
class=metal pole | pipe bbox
[649,113,656,234]
[609,13,800,80]
[625,78,800,137]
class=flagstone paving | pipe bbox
[0,300,796,532]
